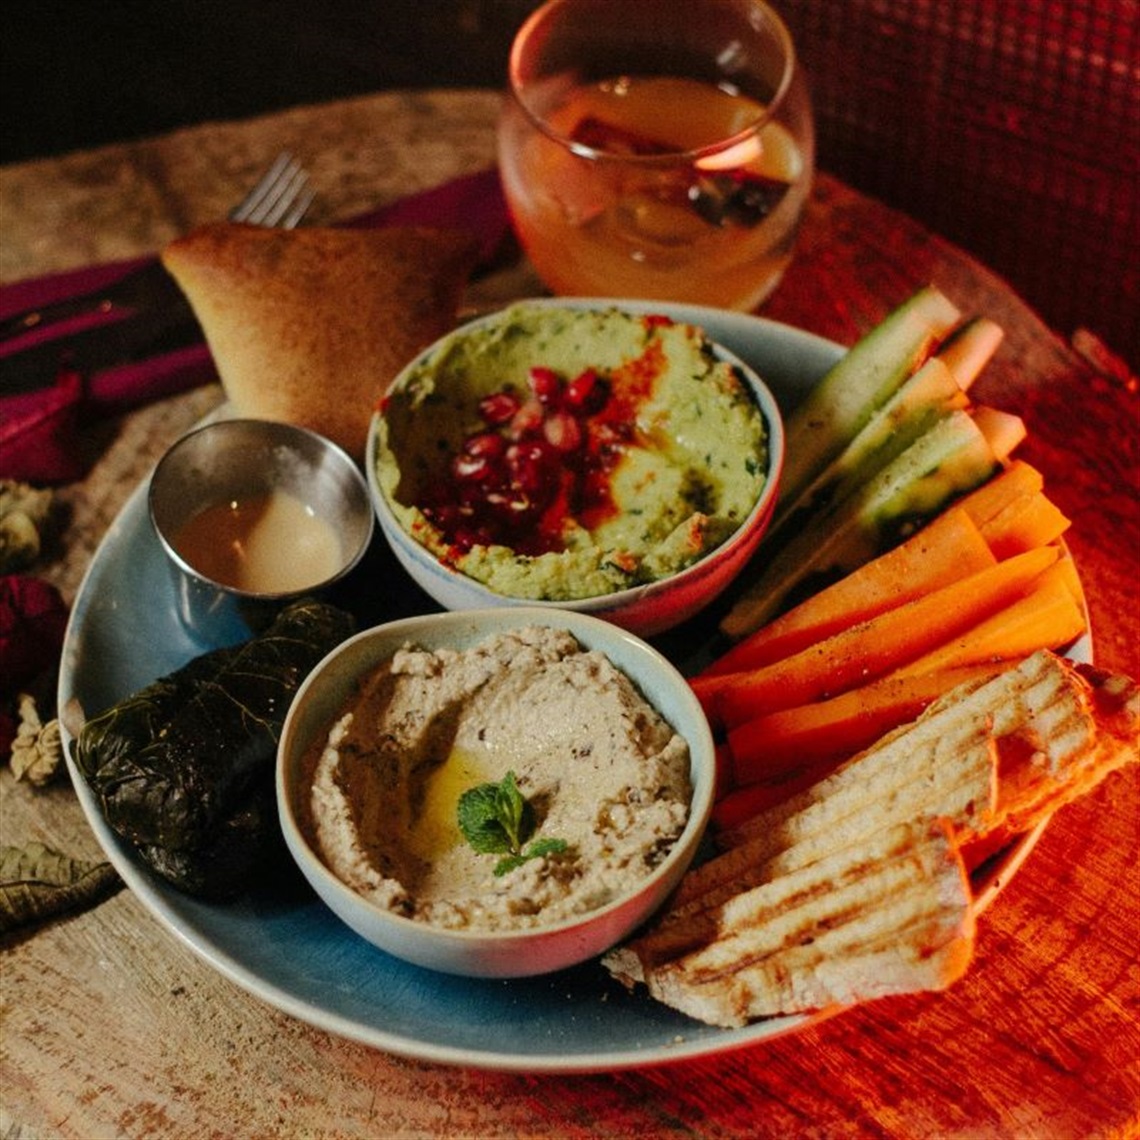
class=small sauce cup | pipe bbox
[149,419,373,639]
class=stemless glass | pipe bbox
[497,0,815,311]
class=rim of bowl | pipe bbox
[365,299,785,616]
[150,417,375,601]
[276,606,717,946]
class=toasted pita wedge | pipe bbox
[712,688,1000,856]
[665,726,992,931]
[162,222,480,457]
[607,650,1137,1028]
[605,818,974,1027]
[966,657,1139,854]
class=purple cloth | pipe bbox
[0,168,512,483]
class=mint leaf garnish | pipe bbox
[457,771,568,874]
[457,770,534,856]
[493,838,569,878]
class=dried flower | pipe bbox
[0,481,54,573]
[10,693,63,786]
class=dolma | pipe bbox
[135,777,280,899]
[73,598,354,898]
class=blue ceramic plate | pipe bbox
[57,303,1067,1072]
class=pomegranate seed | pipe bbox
[427,503,479,539]
[592,420,634,449]
[507,397,546,440]
[543,410,584,453]
[453,525,493,552]
[485,489,537,524]
[426,354,647,559]
[528,366,564,408]
[478,390,521,425]
[564,368,609,415]
[580,467,613,510]
[507,439,558,497]
[451,451,497,484]
[463,431,507,461]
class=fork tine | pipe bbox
[228,151,294,222]
[277,184,316,230]
[229,152,311,228]
[243,161,306,226]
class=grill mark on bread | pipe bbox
[636,824,973,1026]
[613,819,970,982]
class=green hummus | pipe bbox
[375,304,770,601]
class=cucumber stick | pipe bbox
[780,286,962,508]
[721,409,1000,638]
[769,356,967,539]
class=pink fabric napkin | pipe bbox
[0,167,513,484]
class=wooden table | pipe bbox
[2,89,1138,1139]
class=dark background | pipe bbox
[1,1,540,161]
[3,0,1136,364]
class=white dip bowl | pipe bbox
[276,607,716,978]
[367,299,784,637]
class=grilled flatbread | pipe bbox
[970,657,1139,851]
[605,650,1138,1027]
[605,818,974,1027]
[162,222,480,458]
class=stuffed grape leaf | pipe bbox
[72,598,354,898]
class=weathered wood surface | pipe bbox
[2,89,1137,1140]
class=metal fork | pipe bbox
[1,152,313,343]
[228,151,314,228]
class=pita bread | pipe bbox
[605,650,1138,1027]
[967,657,1139,853]
[604,818,975,1027]
[162,222,480,458]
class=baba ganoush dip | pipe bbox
[299,626,692,931]
[374,304,770,601]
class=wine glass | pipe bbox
[497,0,815,311]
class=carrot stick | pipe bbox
[711,769,826,832]
[1051,548,1086,605]
[701,507,996,677]
[694,545,1060,729]
[891,563,1086,676]
[952,459,1044,527]
[978,490,1071,559]
[971,405,1027,463]
[724,662,1006,787]
[713,742,734,793]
